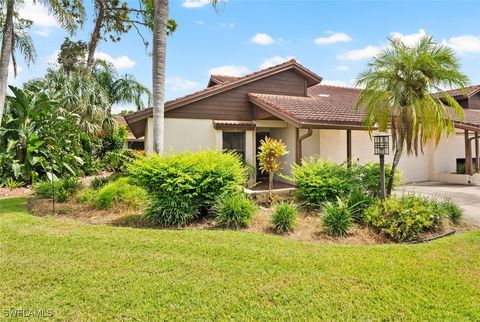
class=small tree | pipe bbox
[257,137,288,201]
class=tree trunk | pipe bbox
[0,0,14,127]
[268,171,273,202]
[386,143,402,196]
[152,0,168,155]
[86,0,106,70]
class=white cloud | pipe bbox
[182,0,210,8]
[442,35,480,54]
[321,79,349,87]
[33,29,51,37]
[337,45,382,60]
[95,52,136,69]
[19,0,57,28]
[390,29,427,47]
[220,22,235,28]
[209,65,250,77]
[46,50,60,65]
[166,76,200,91]
[259,56,295,69]
[196,20,205,25]
[336,65,349,71]
[314,32,352,45]
[251,33,276,45]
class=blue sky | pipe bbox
[13,0,480,112]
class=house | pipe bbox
[124,59,480,184]
[115,116,144,150]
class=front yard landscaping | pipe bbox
[1,196,480,320]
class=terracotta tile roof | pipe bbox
[248,84,365,126]
[210,75,241,84]
[433,85,480,99]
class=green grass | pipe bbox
[1,197,480,320]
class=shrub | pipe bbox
[34,177,81,202]
[363,194,443,242]
[436,198,463,224]
[145,193,200,227]
[2,177,23,190]
[292,158,400,208]
[271,201,298,233]
[90,176,111,190]
[321,197,353,237]
[213,194,257,229]
[90,177,148,209]
[129,151,247,225]
[347,189,375,223]
[102,149,136,172]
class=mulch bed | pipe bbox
[0,187,32,198]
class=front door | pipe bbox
[256,132,270,179]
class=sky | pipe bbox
[12,0,480,113]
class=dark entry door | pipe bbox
[256,132,270,178]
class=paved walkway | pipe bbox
[399,182,480,226]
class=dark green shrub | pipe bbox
[102,149,136,172]
[129,151,247,225]
[321,197,353,237]
[213,194,257,229]
[347,189,375,223]
[363,194,442,242]
[436,198,463,224]
[90,178,148,209]
[90,176,111,190]
[271,201,298,233]
[34,177,81,202]
[145,194,200,227]
[292,158,400,208]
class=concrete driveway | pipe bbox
[399,182,480,226]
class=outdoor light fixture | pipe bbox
[373,132,390,200]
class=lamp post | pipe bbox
[373,132,390,200]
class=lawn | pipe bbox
[1,197,480,320]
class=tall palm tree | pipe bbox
[151,0,219,154]
[0,0,85,126]
[356,36,469,195]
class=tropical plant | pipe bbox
[213,193,257,229]
[321,197,353,237]
[257,137,288,202]
[0,86,88,181]
[2,177,23,190]
[145,193,199,227]
[271,201,298,233]
[86,177,148,209]
[356,35,469,196]
[34,176,82,202]
[0,0,85,127]
[436,198,464,224]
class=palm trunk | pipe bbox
[0,0,14,127]
[386,142,402,196]
[86,0,106,70]
[152,0,168,154]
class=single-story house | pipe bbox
[115,116,145,150]
[125,59,480,184]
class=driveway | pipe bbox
[399,182,480,226]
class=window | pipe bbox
[223,131,246,160]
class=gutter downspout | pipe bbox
[296,128,313,164]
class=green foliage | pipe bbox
[145,194,199,227]
[271,201,298,233]
[347,189,375,223]
[0,86,90,182]
[129,151,246,223]
[292,158,398,208]
[57,37,88,73]
[100,124,128,154]
[363,194,446,242]
[88,177,148,209]
[34,177,81,202]
[90,176,112,190]
[2,178,23,190]
[102,149,136,172]
[213,194,257,229]
[436,198,464,225]
[321,198,353,237]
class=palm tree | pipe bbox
[356,36,469,196]
[151,0,219,154]
[0,0,85,126]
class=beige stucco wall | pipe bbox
[270,124,296,176]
